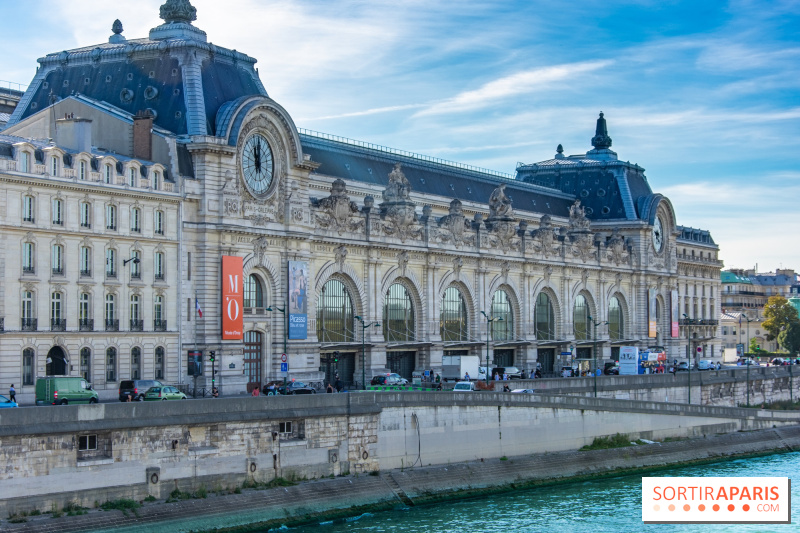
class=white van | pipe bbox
[453,381,476,392]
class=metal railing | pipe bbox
[52,267,64,276]
[105,319,119,332]
[21,318,37,331]
[129,319,144,331]
[79,319,94,332]
[80,269,92,277]
[50,318,66,331]
[22,266,35,274]
[154,320,167,332]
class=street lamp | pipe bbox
[683,314,693,404]
[481,311,504,382]
[354,315,380,390]
[266,304,287,388]
[743,314,753,407]
[587,315,608,398]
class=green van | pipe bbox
[35,377,99,405]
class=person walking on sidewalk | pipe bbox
[9,384,16,404]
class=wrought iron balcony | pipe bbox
[107,223,117,230]
[0,317,4,332]
[79,319,94,332]
[130,271,141,280]
[21,318,37,331]
[23,216,34,223]
[154,273,164,281]
[105,319,119,332]
[52,219,63,226]
[80,222,91,229]
[22,266,35,275]
[129,319,144,331]
[50,318,67,331]
[154,319,167,332]
[80,269,92,278]
[131,225,141,233]
[106,269,117,279]
[52,267,64,276]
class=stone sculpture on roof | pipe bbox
[532,215,560,258]
[567,200,596,262]
[434,199,475,248]
[488,183,513,219]
[160,0,197,23]
[606,227,630,266]
[568,200,591,231]
[591,112,612,150]
[485,184,520,253]
[312,178,363,235]
[378,164,422,242]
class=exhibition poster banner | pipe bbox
[221,255,244,340]
[288,260,308,340]
[619,346,639,375]
[671,289,680,337]
[648,288,658,338]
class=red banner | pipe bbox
[221,256,243,340]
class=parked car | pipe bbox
[35,377,98,405]
[119,379,164,402]
[0,394,18,408]
[370,373,408,386]
[696,360,714,371]
[603,362,620,375]
[510,389,536,394]
[265,381,317,395]
[143,386,187,401]
[492,366,522,379]
[676,362,690,371]
[453,381,476,392]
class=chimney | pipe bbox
[133,110,154,161]
[54,117,92,153]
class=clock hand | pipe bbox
[254,142,261,173]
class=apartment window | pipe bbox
[128,167,137,187]
[23,348,34,385]
[154,295,165,331]
[51,292,64,329]
[23,242,35,273]
[104,164,112,184]
[131,207,141,233]
[51,244,64,275]
[23,196,35,222]
[79,292,91,321]
[80,246,91,276]
[106,347,117,382]
[52,198,63,225]
[106,248,116,278]
[80,202,91,228]
[130,347,141,380]
[130,294,140,322]
[79,160,87,180]
[50,156,58,176]
[155,346,165,380]
[279,422,292,434]
[21,290,34,320]
[154,210,164,235]
[106,204,117,230]
[154,252,164,280]
[78,435,97,452]
[80,349,91,386]
[130,250,141,279]
[153,171,161,190]
[105,294,116,323]
[21,151,30,173]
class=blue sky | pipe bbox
[2,0,799,272]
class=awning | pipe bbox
[494,340,532,348]
[534,340,569,347]
[442,341,485,348]
[320,343,370,351]
[386,342,433,350]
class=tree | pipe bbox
[777,322,800,356]
[762,296,800,342]
[749,337,760,354]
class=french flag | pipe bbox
[196,297,203,318]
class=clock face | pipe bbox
[241,133,274,197]
[652,216,664,253]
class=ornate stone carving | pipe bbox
[485,184,520,253]
[568,200,591,231]
[335,245,347,273]
[237,116,287,224]
[567,200,596,262]
[453,257,463,281]
[312,179,363,235]
[488,183,513,219]
[159,0,197,23]
[433,199,474,248]
[501,261,510,283]
[581,270,590,287]
[531,215,560,258]
[544,265,553,283]
[253,237,268,266]
[397,251,409,277]
[605,228,629,265]
[378,164,423,242]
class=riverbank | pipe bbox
[4,424,799,533]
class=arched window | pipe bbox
[130,250,141,279]
[51,198,63,225]
[23,348,35,385]
[79,160,87,180]
[80,246,91,277]
[244,274,264,308]
[155,346,165,380]
[130,347,141,380]
[21,291,35,331]
[573,294,589,341]
[153,171,161,190]
[80,347,91,382]
[154,252,164,280]
[490,289,514,341]
[535,292,555,340]
[106,248,117,278]
[50,292,63,330]
[23,195,35,223]
[106,347,117,382]
[23,242,35,273]
[80,202,92,228]
[608,296,624,340]
[131,207,141,233]
[317,279,354,343]
[50,155,58,176]
[51,244,64,275]
[154,210,164,235]
[440,286,468,342]
[384,283,415,342]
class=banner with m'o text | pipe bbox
[221,256,243,340]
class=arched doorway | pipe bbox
[243,331,263,392]
[46,346,68,376]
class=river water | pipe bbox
[289,452,799,533]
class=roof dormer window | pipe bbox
[51,156,59,177]
[20,151,30,173]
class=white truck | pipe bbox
[441,355,486,381]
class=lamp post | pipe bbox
[587,315,608,398]
[266,304,287,388]
[743,314,753,407]
[355,315,380,390]
[683,314,693,404]
[481,311,503,381]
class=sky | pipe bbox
[1,0,799,273]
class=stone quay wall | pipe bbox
[0,392,798,516]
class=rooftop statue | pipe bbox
[488,183,513,220]
[591,111,612,150]
[383,163,412,202]
[160,0,198,24]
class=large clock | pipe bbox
[241,133,274,197]
[652,216,664,253]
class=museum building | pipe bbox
[0,0,722,395]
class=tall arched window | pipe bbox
[573,294,589,340]
[80,202,92,228]
[106,347,117,382]
[21,290,35,331]
[384,283,415,342]
[23,195,35,223]
[244,274,264,308]
[79,293,91,330]
[130,347,141,380]
[50,292,63,330]
[80,347,91,382]
[155,346,165,380]
[608,296,624,340]
[490,289,514,341]
[535,292,555,340]
[23,242,35,273]
[317,279,354,342]
[130,295,141,330]
[51,244,64,275]
[440,286,468,342]
[154,295,165,331]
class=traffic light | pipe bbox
[333,350,339,363]
[209,351,216,362]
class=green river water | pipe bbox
[288,452,799,533]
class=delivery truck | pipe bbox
[441,354,486,381]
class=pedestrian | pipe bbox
[251,386,260,397]
[212,386,219,398]
[520,369,527,380]
[503,384,511,392]
[8,384,16,404]
[435,373,441,384]
[503,373,509,381]
[464,372,470,381]
[335,376,343,392]
[326,383,334,393]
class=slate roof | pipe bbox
[677,226,717,246]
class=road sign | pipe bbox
[560,352,572,356]
[280,362,288,372]
[736,343,744,358]
[280,353,287,363]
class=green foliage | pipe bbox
[749,337,761,353]
[100,499,140,517]
[762,296,800,342]
[741,400,800,410]
[580,433,634,450]
[29,509,42,516]
[63,502,87,516]
[143,495,157,502]
[777,322,800,355]
[8,514,27,523]
[499,456,508,461]
[50,503,63,518]
[196,485,207,499]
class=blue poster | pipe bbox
[288,260,308,340]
